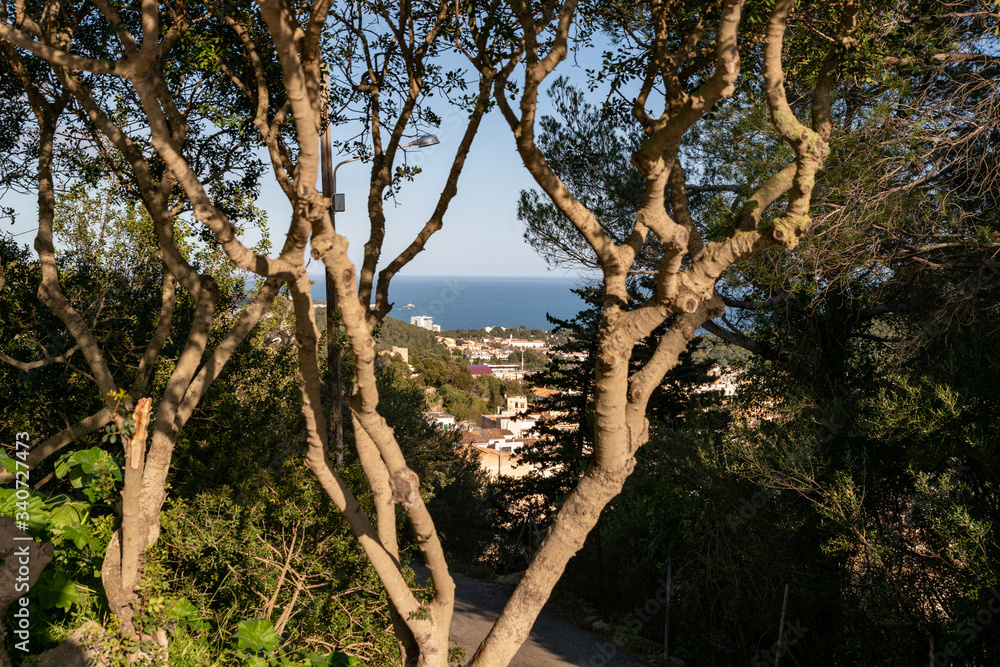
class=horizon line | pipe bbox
[303,272,598,279]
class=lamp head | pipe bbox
[401,134,440,149]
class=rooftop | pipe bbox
[457,430,488,445]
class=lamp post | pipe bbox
[319,126,439,465]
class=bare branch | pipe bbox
[0,343,80,373]
[0,410,111,484]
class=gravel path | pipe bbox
[415,566,644,666]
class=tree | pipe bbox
[510,286,602,520]
[0,3,282,656]
[1,0,504,662]
[456,1,868,661]
[518,5,1000,358]
[502,7,1000,661]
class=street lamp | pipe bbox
[401,134,440,149]
[319,131,439,465]
[329,134,439,210]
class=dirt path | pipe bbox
[415,566,644,666]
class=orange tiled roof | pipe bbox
[457,430,488,445]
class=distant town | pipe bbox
[374,313,743,479]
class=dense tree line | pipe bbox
[373,317,445,359]
[1,227,486,664]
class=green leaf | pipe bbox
[0,489,51,531]
[0,453,17,473]
[55,454,72,479]
[235,619,280,653]
[327,653,363,667]
[57,447,121,480]
[34,573,81,611]
[166,598,210,631]
[67,465,88,489]
[48,501,89,531]
[58,524,94,550]
[54,448,122,502]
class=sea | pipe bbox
[310,274,594,331]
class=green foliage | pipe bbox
[4,3,997,666]
[688,333,751,367]
[518,78,648,272]
[32,573,82,612]
[432,375,529,423]
[0,234,153,458]
[0,224,400,664]
[235,619,280,653]
[54,447,122,503]
[153,480,399,665]
[138,324,477,665]
[0,453,117,655]
[167,598,211,633]
[426,452,497,566]
[1,447,120,559]
[504,348,548,371]
[362,369,466,489]
[100,390,137,448]
[411,354,473,391]
[665,299,1000,665]
[373,316,445,357]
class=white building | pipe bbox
[485,363,524,381]
[693,364,741,398]
[411,315,435,330]
[482,428,516,447]
[479,395,537,437]
[423,411,456,430]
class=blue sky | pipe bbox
[3,44,614,279]
[264,50,610,279]
[296,110,565,278]
[3,98,582,278]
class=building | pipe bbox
[377,346,409,363]
[532,387,560,401]
[457,430,488,446]
[506,395,527,412]
[508,338,545,349]
[458,445,532,478]
[481,413,527,437]
[480,395,537,437]
[482,428,515,447]
[510,437,537,453]
[693,364,741,398]
[410,315,441,332]
[467,364,494,377]
[485,363,524,381]
[423,411,456,430]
